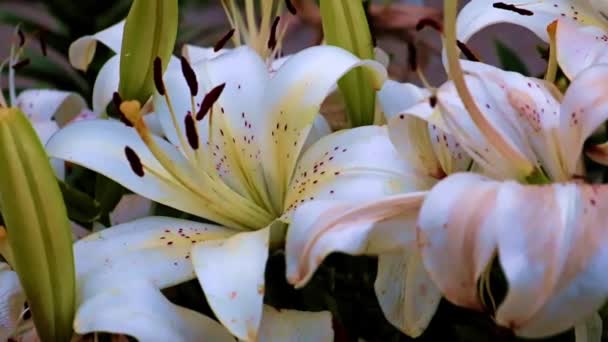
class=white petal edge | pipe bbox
[69,21,125,71]
[258,306,333,342]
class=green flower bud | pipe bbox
[0,108,75,342]
[119,0,178,103]
[320,0,376,127]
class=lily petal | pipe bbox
[74,216,236,340]
[69,21,125,71]
[456,1,603,46]
[191,227,269,341]
[0,263,25,341]
[46,120,237,227]
[375,250,441,338]
[560,64,608,174]
[262,46,388,211]
[556,19,608,79]
[16,89,87,124]
[377,80,429,120]
[286,193,425,287]
[109,194,153,225]
[182,44,226,64]
[418,173,608,337]
[258,306,333,342]
[284,125,422,218]
[92,55,120,114]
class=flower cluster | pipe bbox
[2,0,608,341]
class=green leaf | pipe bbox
[119,0,178,103]
[495,40,530,76]
[320,0,376,127]
[94,174,124,226]
[59,180,102,223]
[0,108,75,341]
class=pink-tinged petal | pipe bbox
[457,1,603,46]
[417,173,499,309]
[191,227,269,341]
[69,21,125,71]
[109,194,153,225]
[375,250,441,337]
[560,64,608,175]
[258,306,333,342]
[420,174,608,337]
[556,19,608,79]
[494,183,608,337]
[286,193,425,287]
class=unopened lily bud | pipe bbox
[118,0,178,103]
[0,108,75,342]
[320,0,377,127]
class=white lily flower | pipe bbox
[284,78,474,337]
[555,18,608,79]
[456,0,607,47]
[47,43,401,340]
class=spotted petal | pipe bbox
[456,1,603,48]
[46,120,242,228]
[16,89,87,124]
[556,19,608,79]
[69,21,125,71]
[191,227,269,341]
[418,173,608,337]
[74,216,236,340]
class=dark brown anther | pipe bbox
[285,0,297,15]
[214,29,235,52]
[180,56,198,96]
[407,41,418,71]
[492,2,534,16]
[268,16,280,50]
[196,83,226,121]
[17,28,25,47]
[429,95,438,108]
[184,114,199,150]
[153,57,166,96]
[416,18,443,33]
[11,58,30,70]
[113,92,133,127]
[124,146,145,177]
[456,40,480,62]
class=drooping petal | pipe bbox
[286,193,425,287]
[377,80,429,120]
[191,227,269,341]
[559,64,608,175]
[92,55,120,114]
[74,217,236,340]
[375,250,442,338]
[556,19,608,79]
[456,1,603,47]
[284,125,425,217]
[417,173,499,310]
[261,46,388,211]
[46,120,238,227]
[15,89,87,123]
[419,174,608,338]
[69,21,125,71]
[0,263,25,341]
[257,306,333,342]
